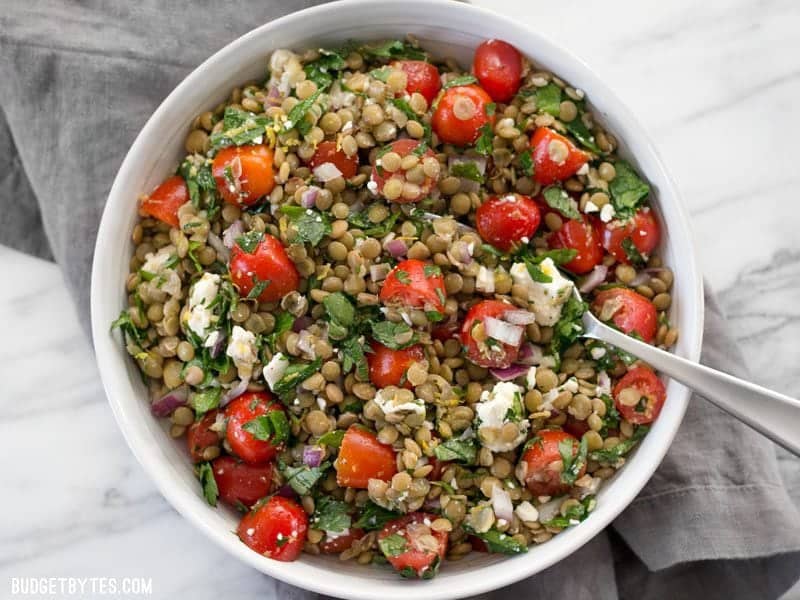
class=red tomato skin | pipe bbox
[212,456,274,508]
[229,233,300,302]
[592,287,658,343]
[472,39,523,103]
[368,342,425,389]
[140,175,189,228]
[212,144,275,206]
[225,392,286,466]
[319,528,366,555]
[186,410,222,463]
[460,299,521,369]
[530,127,589,185]
[378,513,448,578]
[237,496,308,561]
[393,60,441,104]
[600,209,661,264]
[613,366,667,425]
[519,430,585,497]
[547,219,604,274]
[308,140,359,179]
[335,426,397,489]
[476,194,541,251]
[371,139,439,203]
[432,85,495,146]
[379,259,447,314]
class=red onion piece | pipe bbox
[491,485,514,522]
[517,343,544,365]
[303,445,324,468]
[220,377,250,407]
[484,316,523,346]
[385,238,408,258]
[369,263,391,282]
[222,220,244,249]
[207,330,227,358]
[300,186,321,208]
[151,386,189,417]
[265,82,283,106]
[291,315,313,333]
[579,264,609,294]
[207,231,230,263]
[489,364,530,381]
[503,309,538,326]
[275,484,298,499]
[423,497,442,511]
[628,267,666,287]
[313,162,343,182]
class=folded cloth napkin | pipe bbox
[2,2,799,598]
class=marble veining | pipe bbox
[1,0,798,597]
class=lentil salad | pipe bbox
[112,36,679,578]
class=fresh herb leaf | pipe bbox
[279,461,330,495]
[285,89,323,136]
[378,533,408,557]
[550,294,587,359]
[323,292,356,327]
[534,83,562,116]
[264,311,295,351]
[485,102,496,117]
[542,185,581,220]
[370,320,418,350]
[196,462,219,507]
[280,205,332,246]
[369,66,393,82]
[608,161,650,219]
[475,123,494,155]
[209,106,272,150]
[388,98,431,143]
[347,208,400,237]
[559,435,588,486]
[317,429,346,448]
[179,156,218,209]
[589,426,649,464]
[541,495,596,528]
[304,49,348,91]
[110,310,147,346]
[525,261,553,283]
[621,237,645,266]
[450,161,484,183]
[443,74,478,89]
[411,140,429,156]
[518,149,534,176]
[242,410,290,444]
[190,387,221,415]
[424,265,441,278]
[434,438,477,464]
[564,115,601,153]
[341,336,369,380]
[354,502,402,531]
[395,270,411,285]
[235,230,264,254]
[273,358,323,398]
[312,495,351,534]
[466,527,527,554]
[360,39,427,61]
[246,275,270,300]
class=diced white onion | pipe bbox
[313,162,343,182]
[484,316,523,346]
[491,485,514,522]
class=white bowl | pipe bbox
[90,1,704,598]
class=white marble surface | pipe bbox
[2,0,799,597]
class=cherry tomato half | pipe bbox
[212,455,274,508]
[371,139,439,203]
[472,39,523,103]
[592,287,657,343]
[600,208,661,264]
[432,85,495,146]
[140,175,189,228]
[518,430,585,497]
[547,218,603,274]
[461,300,522,369]
[212,144,275,206]
[335,425,397,489]
[378,513,448,579]
[613,365,666,425]
[368,342,425,389]
[237,496,308,561]
[379,259,447,315]
[319,528,366,555]
[308,140,359,179]
[392,60,441,104]
[530,127,588,185]
[225,392,287,465]
[186,410,222,464]
[476,194,541,252]
[229,233,300,302]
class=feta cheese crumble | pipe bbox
[474,381,529,452]
[373,388,426,416]
[186,273,220,339]
[509,258,574,326]
[226,325,258,379]
[263,352,290,390]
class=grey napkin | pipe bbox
[2,2,798,599]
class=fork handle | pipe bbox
[589,323,800,456]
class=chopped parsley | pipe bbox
[466,527,527,554]
[316,429,346,448]
[179,156,218,214]
[559,435,588,486]
[196,462,219,507]
[209,106,272,150]
[280,205,331,246]
[312,495,351,534]
[550,294,587,360]
[621,237,646,266]
[189,387,221,415]
[541,495,596,528]
[235,230,264,253]
[378,533,408,557]
[395,269,411,284]
[279,461,330,496]
[443,74,478,89]
[475,122,494,156]
[542,185,581,220]
[533,83,562,117]
[359,39,427,61]
[242,410,290,445]
[589,426,649,464]
[450,161,484,183]
[433,438,478,464]
[608,161,650,219]
[354,502,402,530]
[370,320,418,350]
[284,89,323,136]
[110,310,147,346]
[518,149,534,176]
[246,274,270,300]
[272,358,323,399]
[347,207,400,237]
[304,48,348,90]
